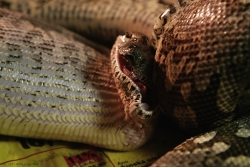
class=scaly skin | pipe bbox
[0,0,250,166]
[0,8,157,151]
[0,0,168,46]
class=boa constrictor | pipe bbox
[0,0,249,166]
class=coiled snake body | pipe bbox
[0,0,249,166]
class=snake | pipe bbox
[0,0,249,166]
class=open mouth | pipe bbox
[111,33,157,114]
[117,52,148,106]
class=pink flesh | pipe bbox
[135,81,147,100]
[118,53,147,102]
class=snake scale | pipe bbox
[0,0,249,166]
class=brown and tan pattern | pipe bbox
[0,8,157,151]
[152,0,250,132]
[0,0,250,166]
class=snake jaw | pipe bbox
[111,33,157,120]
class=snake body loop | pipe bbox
[152,0,250,131]
[0,8,157,151]
[0,0,250,166]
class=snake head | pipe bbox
[111,32,157,120]
[118,32,155,88]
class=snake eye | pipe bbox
[132,37,138,42]
[125,32,132,39]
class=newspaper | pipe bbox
[0,119,185,167]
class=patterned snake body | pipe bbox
[0,0,250,166]
[0,9,157,151]
[153,0,250,132]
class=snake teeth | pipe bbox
[1,0,250,165]
[111,34,158,120]
[0,8,158,151]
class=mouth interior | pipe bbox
[118,53,148,106]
